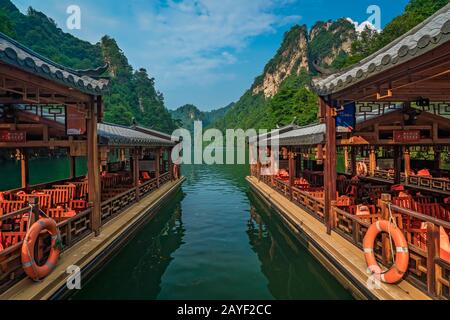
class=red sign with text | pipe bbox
[0,131,26,143]
[393,130,420,143]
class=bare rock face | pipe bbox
[252,25,309,98]
[252,19,356,99]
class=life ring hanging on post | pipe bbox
[363,220,409,284]
[21,218,62,281]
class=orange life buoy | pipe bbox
[21,218,61,281]
[356,162,368,176]
[363,220,409,284]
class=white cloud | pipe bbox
[129,0,301,87]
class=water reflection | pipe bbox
[73,163,352,300]
[246,191,353,300]
[72,190,186,300]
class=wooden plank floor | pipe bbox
[247,176,430,300]
[1,177,185,300]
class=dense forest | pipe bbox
[0,0,176,133]
[215,0,449,131]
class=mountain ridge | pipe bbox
[0,0,177,133]
[214,0,449,131]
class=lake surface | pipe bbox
[71,163,353,300]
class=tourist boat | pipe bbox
[0,31,184,298]
[248,4,450,300]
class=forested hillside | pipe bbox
[171,103,234,132]
[0,0,176,133]
[216,0,449,130]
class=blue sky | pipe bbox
[13,0,409,111]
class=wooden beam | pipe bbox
[426,223,439,296]
[87,97,101,235]
[323,96,337,234]
[19,148,29,188]
[156,148,161,188]
[289,148,295,201]
[369,146,376,176]
[0,62,91,103]
[133,148,140,201]
[404,147,411,178]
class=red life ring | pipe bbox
[363,220,409,284]
[21,218,61,281]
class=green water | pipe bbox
[71,163,353,300]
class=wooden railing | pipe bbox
[0,207,93,293]
[259,176,325,222]
[100,188,137,224]
[292,187,325,222]
[0,171,178,293]
[255,173,450,299]
[139,177,158,196]
[371,170,449,195]
[333,199,450,299]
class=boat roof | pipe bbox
[248,124,300,144]
[260,106,404,146]
[0,32,109,95]
[312,4,450,96]
[132,125,180,142]
[98,123,175,147]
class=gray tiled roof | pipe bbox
[133,125,180,142]
[98,123,175,147]
[312,4,450,96]
[262,123,326,146]
[248,124,300,144]
[0,32,109,95]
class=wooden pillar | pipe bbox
[380,193,392,264]
[426,223,440,296]
[404,147,411,179]
[393,146,402,184]
[369,146,376,176]
[322,96,337,235]
[133,148,140,201]
[168,147,174,181]
[87,97,101,235]
[19,148,29,189]
[257,149,261,182]
[350,147,357,176]
[69,155,76,180]
[270,147,275,186]
[343,146,349,174]
[289,148,295,201]
[156,148,161,188]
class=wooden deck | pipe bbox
[0,177,185,300]
[247,176,430,300]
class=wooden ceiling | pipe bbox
[0,62,92,107]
